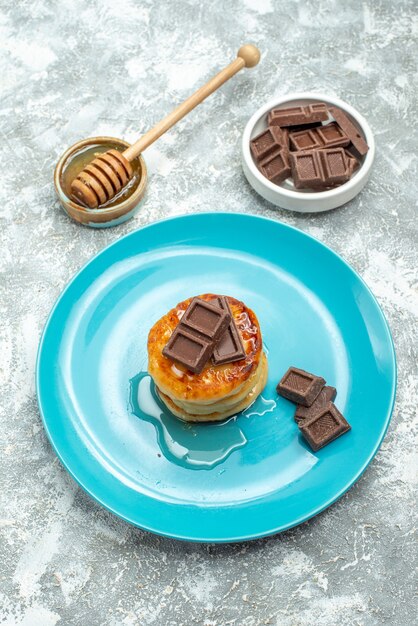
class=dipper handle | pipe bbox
[122,44,260,162]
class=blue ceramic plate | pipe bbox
[36,213,396,542]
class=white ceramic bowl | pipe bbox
[242,92,375,213]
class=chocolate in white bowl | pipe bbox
[242,92,375,213]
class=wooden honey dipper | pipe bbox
[70,45,260,209]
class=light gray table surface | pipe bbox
[1,1,417,624]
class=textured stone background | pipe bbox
[1,0,417,624]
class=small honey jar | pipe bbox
[54,137,147,227]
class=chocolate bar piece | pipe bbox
[162,297,231,373]
[345,148,360,176]
[181,297,231,343]
[347,155,359,176]
[290,148,350,189]
[290,151,324,188]
[316,122,350,148]
[299,402,351,451]
[268,103,329,127]
[289,129,322,151]
[329,106,369,156]
[250,126,287,162]
[259,147,291,184]
[162,327,213,374]
[319,148,351,186]
[211,296,245,365]
[289,123,350,152]
[294,386,337,424]
[277,367,325,407]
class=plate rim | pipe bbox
[36,212,397,542]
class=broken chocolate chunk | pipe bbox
[290,148,350,190]
[250,126,288,162]
[162,297,231,374]
[289,150,325,189]
[162,327,213,374]
[315,122,350,149]
[277,367,326,407]
[268,103,329,127]
[329,106,369,156]
[259,147,291,184]
[181,297,231,343]
[289,123,350,152]
[299,402,351,451]
[345,148,361,176]
[319,147,351,186]
[289,129,323,152]
[294,386,337,424]
[211,296,246,365]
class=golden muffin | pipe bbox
[147,294,267,422]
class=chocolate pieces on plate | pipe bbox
[299,403,351,451]
[277,366,351,451]
[294,385,337,424]
[277,367,326,407]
